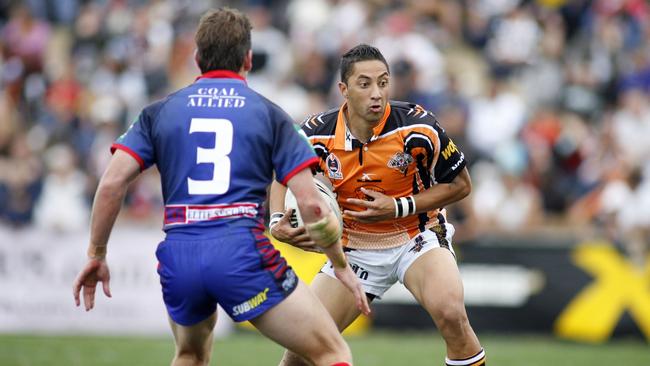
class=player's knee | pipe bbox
[429,302,469,334]
[305,331,351,365]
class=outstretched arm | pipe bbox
[72,150,141,311]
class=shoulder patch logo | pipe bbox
[326,153,343,180]
[387,152,413,174]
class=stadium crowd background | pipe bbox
[0,0,649,262]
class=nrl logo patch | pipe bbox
[387,152,413,174]
[326,153,343,179]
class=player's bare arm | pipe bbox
[344,167,471,223]
[284,169,370,315]
[72,150,141,311]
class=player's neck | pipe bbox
[343,105,376,143]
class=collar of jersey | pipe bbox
[334,102,391,151]
[195,70,247,84]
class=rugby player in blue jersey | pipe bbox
[72,8,369,366]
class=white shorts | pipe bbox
[321,223,456,298]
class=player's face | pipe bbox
[340,60,390,124]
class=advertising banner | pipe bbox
[373,238,650,342]
[0,226,232,336]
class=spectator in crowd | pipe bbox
[34,143,87,232]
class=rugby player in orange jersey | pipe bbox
[270,44,485,366]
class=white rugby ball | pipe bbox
[285,178,343,229]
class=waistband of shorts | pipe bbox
[164,225,259,242]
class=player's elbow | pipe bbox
[457,177,471,199]
[97,175,129,199]
[297,197,328,220]
[452,169,472,200]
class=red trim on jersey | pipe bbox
[281,157,319,185]
[330,363,351,366]
[111,143,145,170]
[195,70,246,83]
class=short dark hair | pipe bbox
[340,44,390,83]
[195,8,252,73]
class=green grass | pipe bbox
[1,331,648,366]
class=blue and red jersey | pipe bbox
[112,70,317,237]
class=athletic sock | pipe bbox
[445,348,486,366]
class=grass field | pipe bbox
[1,331,648,366]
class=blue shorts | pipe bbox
[155,226,298,326]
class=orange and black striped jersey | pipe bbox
[300,101,466,250]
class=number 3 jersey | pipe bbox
[301,101,467,250]
[111,71,318,236]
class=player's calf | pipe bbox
[427,303,483,363]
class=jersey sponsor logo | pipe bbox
[164,203,259,225]
[186,206,257,221]
[232,288,269,316]
[357,172,382,183]
[387,152,413,174]
[326,153,343,179]
[350,263,369,281]
[554,243,650,342]
[451,152,465,171]
[330,262,369,281]
[441,139,459,160]
[187,87,246,108]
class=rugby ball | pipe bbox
[285,178,343,229]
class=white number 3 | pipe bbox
[187,118,233,195]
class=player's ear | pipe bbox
[194,49,201,72]
[243,49,253,73]
[338,81,348,99]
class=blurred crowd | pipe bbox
[1,0,649,259]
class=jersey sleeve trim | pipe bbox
[110,143,145,171]
[280,157,319,185]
